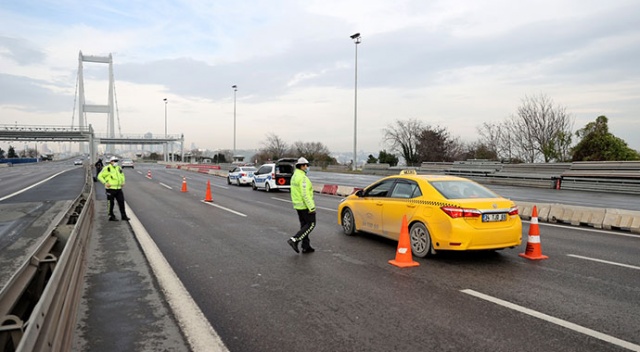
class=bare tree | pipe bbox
[505,116,537,162]
[416,125,462,162]
[477,122,510,161]
[289,141,335,166]
[512,94,574,162]
[257,133,289,161]
[383,119,424,166]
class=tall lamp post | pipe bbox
[232,85,237,160]
[163,98,168,162]
[350,32,361,171]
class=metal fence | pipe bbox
[0,168,95,351]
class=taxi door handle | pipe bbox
[376,202,384,206]
[406,203,416,208]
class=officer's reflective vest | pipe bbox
[98,163,126,189]
[290,168,315,211]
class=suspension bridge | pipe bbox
[0,51,184,163]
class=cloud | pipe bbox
[1,0,639,154]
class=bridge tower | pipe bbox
[77,51,115,154]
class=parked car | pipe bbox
[337,170,522,258]
[120,158,134,168]
[227,166,257,186]
[251,158,297,192]
[73,159,83,165]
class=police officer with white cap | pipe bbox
[97,156,130,221]
[287,157,316,253]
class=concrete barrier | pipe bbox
[567,205,607,228]
[336,185,357,196]
[516,202,552,222]
[603,208,640,233]
[321,184,338,195]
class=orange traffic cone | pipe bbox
[204,180,213,202]
[389,215,420,268]
[181,177,188,192]
[147,170,152,179]
[519,205,548,260]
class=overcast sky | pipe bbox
[1,0,639,157]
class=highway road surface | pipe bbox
[1,162,639,352]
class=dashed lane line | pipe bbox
[461,289,640,352]
[159,182,173,189]
[567,254,640,270]
[201,200,247,217]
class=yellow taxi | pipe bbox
[337,170,522,257]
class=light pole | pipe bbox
[232,85,237,160]
[350,32,361,171]
[163,98,168,162]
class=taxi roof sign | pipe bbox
[400,169,417,175]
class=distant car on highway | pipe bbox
[120,158,134,168]
[227,166,256,186]
[337,170,522,258]
[73,159,83,165]
[251,158,297,192]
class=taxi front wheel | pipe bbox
[410,222,433,258]
[341,208,356,236]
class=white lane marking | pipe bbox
[201,200,247,217]
[524,220,640,239]
[125,204,229,352]
[461,289,640,352]
[270,197,337,212]
[567,254,640,270]
[212,184,228,189]
[0,169,71,202]
[159,183,173,190]
[137,171,143,175]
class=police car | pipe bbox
[227,166,257,186]
[251,158,297,192]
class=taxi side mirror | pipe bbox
[354,189,364,197]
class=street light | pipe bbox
[350,32,361,171]
[232,85,237,159]
[164,98,168,162]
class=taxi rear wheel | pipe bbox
[341,208,356,236]
[409,222,432,258]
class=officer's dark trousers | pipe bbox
[293,209,316,250]
[106,188,127,218]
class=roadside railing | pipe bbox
[414,161,640,194]
[0,167,94,351]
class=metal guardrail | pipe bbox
[0,167,94,351]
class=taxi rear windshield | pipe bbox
[431,181,498,199]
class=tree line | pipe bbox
[243,93,638,168]
[382,94,638,166]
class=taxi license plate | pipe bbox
[482,213,506,222]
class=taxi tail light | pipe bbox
[240,172,246,177]
[508,206,519,216]
[440,206,481,219]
